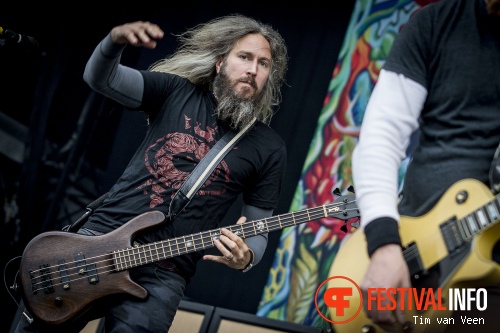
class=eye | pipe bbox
[239,54,248,60]
[259,60,269,68]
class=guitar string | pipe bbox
[44,200,355,271]
[29,207,360,292]
[28,200,359,292]
[30,195,500,293]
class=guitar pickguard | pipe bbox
[409,239,471,291]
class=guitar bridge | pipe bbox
[38,264,55,294]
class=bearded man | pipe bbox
[15,15,289,333]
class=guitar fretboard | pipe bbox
[112,195,358,271]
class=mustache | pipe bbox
[238,76,257,90]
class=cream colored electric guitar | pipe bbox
[329,178,500,333]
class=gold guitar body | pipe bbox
[329,179,500,333]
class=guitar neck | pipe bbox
[112,196,358,271]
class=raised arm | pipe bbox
[83,21,164,108]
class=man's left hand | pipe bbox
[203,216,252,270]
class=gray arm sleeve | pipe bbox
[241,203,271,266]
[83,34,144,108]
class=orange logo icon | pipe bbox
[315,275,362,324]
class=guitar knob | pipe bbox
[361,325,375,333]
[55,297,63,307]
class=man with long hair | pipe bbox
[15,14,288,332]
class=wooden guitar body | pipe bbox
[19,211,166,326]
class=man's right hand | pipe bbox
[110,21,164,48]
[360,243,411,332]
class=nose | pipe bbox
[246,60,258,76]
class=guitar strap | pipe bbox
[64,119,255,232]
[168,118,256,220]
[63,192,108,232]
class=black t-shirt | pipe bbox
[383,0,500,216]
[84,71,287,280]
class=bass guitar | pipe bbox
[17,194,358,327]
[329,179,500,333]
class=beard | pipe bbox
[213,65,264,130]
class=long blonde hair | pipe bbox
[148,14,288,125]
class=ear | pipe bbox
[215,59,222,73]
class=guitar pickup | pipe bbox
[405,242,427,279]
[440,217,466,257]
[75,253,87,275]
[86,264,99,285]
[58,259,70,290]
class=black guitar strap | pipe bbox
[64,192,108,232]
[168,118,256,220]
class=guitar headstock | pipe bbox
[328,193,359,221]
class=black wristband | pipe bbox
[241,248,255,272]
[364,217,402,257]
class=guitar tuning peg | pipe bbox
[333,188,342,196]
[347,185,355,193]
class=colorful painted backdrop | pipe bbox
[257,0,432,330]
